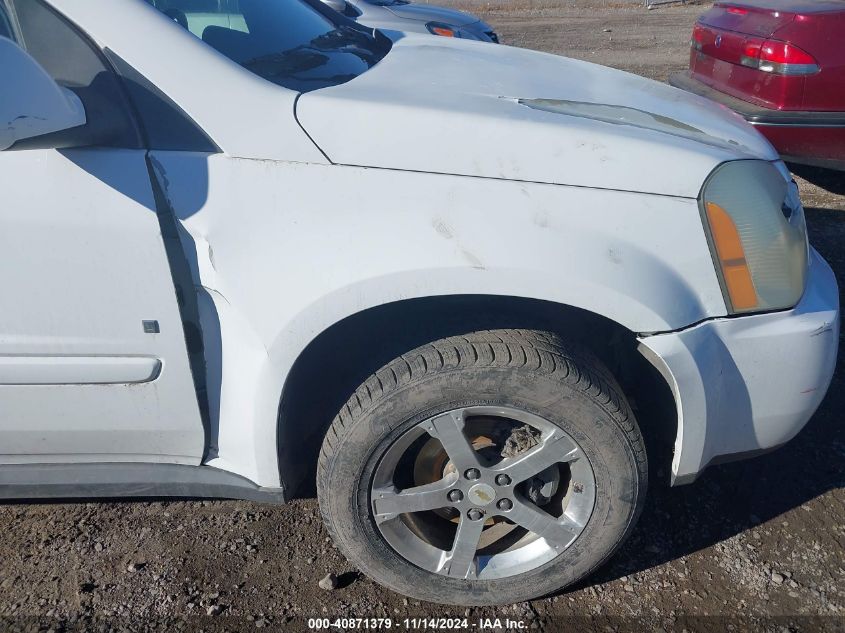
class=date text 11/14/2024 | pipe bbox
[307,617,531,630]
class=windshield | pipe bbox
[148,0,389,91]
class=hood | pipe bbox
[296,35,778,198]
[381,2,481,27]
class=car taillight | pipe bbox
[740,38,764,66]
[691,24,706,51]
[740,37,820,75]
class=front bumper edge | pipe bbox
[638,247,840,485]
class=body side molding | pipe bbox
[0,356,161,385]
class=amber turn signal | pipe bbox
[429,25,456,37]
[705,202,758,311]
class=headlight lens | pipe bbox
[701,160,808,314]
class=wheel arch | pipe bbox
[275,294,678,497]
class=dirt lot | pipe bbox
[1,2,843,632]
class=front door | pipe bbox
[0,1,205,464]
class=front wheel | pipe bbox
[317,329,647,605]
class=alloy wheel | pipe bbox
[371,406,596,580]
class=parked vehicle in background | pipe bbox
[670,0,845,170]
[321,0,498,42]
[0,0,839,607]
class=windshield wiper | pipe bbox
[241,48,329,75]
[241,26,379,75]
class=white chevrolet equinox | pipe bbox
[0,0,839,606]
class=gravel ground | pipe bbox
[2,3,843,632]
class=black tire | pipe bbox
[317,329,647,605]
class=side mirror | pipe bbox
[0,37,86,151]
[321,0,351,14]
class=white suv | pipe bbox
[0,0,838,606]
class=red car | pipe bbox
[670,0,845,170]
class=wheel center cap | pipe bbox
[467,483,496,506]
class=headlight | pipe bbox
[700,160,808,314]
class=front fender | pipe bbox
[150,154,724,486]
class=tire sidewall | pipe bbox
[321,365,643,605]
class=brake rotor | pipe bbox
[410,417,561,550]
[412,431,497,523]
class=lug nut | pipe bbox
[447,489,463,502]
[467,508,484,521]
[496,498,513,511]
[464,468,481,480]
[495,474,511,486]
